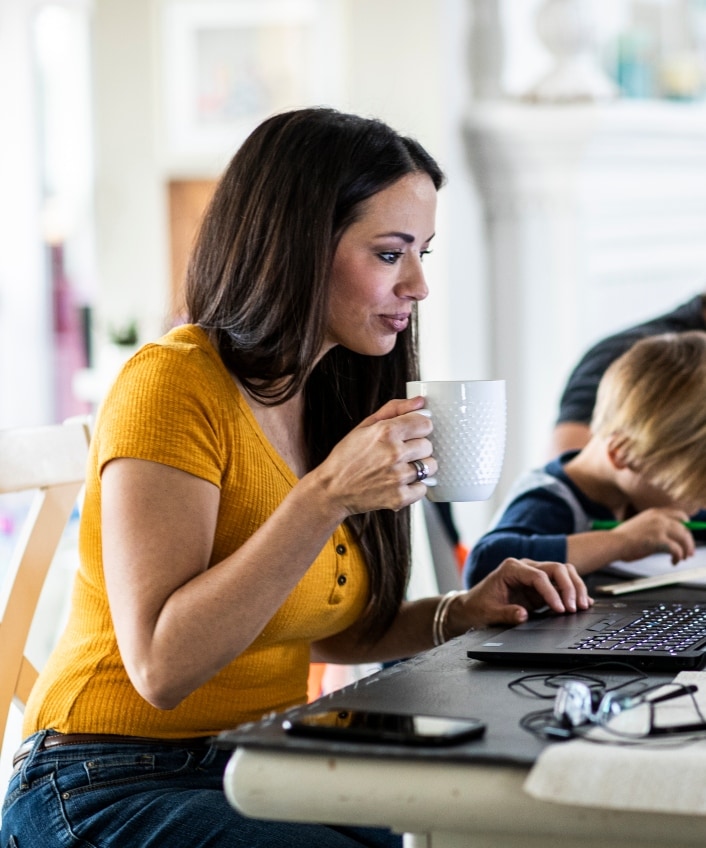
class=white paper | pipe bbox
[604,545,706,588]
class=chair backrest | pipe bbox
[0,417,91,747]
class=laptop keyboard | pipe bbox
[570,603,706,654]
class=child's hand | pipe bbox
[613,508,695,565]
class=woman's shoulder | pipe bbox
[100,323,239,428]
[94,325,240,480]
[117,324,230,389]
[139,323,220,363]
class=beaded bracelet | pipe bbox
[432,590,463,647]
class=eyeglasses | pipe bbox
[552,680,698,727]
[512,668,706,743]
[555,681,706,742]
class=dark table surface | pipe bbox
[217,576,706,766]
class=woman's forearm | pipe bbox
[311,596,442,664]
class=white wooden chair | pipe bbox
[0,417,91,762]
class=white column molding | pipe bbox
[468,0,504,100]
[465,101,706,496]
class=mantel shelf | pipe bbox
[468,99,706,135]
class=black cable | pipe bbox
[508,662,647,701]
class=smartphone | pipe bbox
[282,708,486,746]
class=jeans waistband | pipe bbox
[12,732,215,769]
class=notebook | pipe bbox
[465,598,706,671]
[602,545,706,590]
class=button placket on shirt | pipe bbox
[331,535,348,600]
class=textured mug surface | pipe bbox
[406,379,506,502]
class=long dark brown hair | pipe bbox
[185,107,445,641]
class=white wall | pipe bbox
[0,0,52,428]
[92,0,171,345]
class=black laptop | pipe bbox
[466,598,706,671]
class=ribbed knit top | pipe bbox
[24,325,369,738]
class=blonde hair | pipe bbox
[591,331,706,504]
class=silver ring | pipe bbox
[411,459,429,482]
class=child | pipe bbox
[464,331,706,587]
[551,293,706,456]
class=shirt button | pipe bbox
[336,544,347,555]
[337,574,347,586]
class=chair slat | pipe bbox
[13,657,39,708]
[0,417,90,748]
[0,420,89,493]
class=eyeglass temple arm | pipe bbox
[648,683,698,705]
[647,684,706,736]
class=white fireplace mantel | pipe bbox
[464,100,706,493]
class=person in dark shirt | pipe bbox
[550,293,706,457]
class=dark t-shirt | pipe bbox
[557,294,706,425]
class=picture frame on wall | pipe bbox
[159,0,342,171]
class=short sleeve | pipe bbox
[94,339,227,488]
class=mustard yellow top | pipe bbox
[24,325,369,738]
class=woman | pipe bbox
[1,108,590,848]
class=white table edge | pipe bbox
[224,746,706,847]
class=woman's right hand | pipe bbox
[311,396,438,516]
[453,557,592,631]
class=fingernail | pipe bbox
[416,408,432,418]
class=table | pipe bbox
[223,584,706,847]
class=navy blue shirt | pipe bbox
[463,452,615,587]
[463,452,706,587]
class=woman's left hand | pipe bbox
[449,558,593,634]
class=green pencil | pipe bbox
[591,519,706,530]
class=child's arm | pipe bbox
[463,491,576,587]
[465,532,568,586]
[567,507,695,572]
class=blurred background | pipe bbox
[3,0,706,549]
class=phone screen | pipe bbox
[282,708,486,746]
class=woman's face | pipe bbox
[323,172,438,358]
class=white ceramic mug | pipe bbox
[406,379,506,502]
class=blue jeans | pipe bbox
[1,731,401,847]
